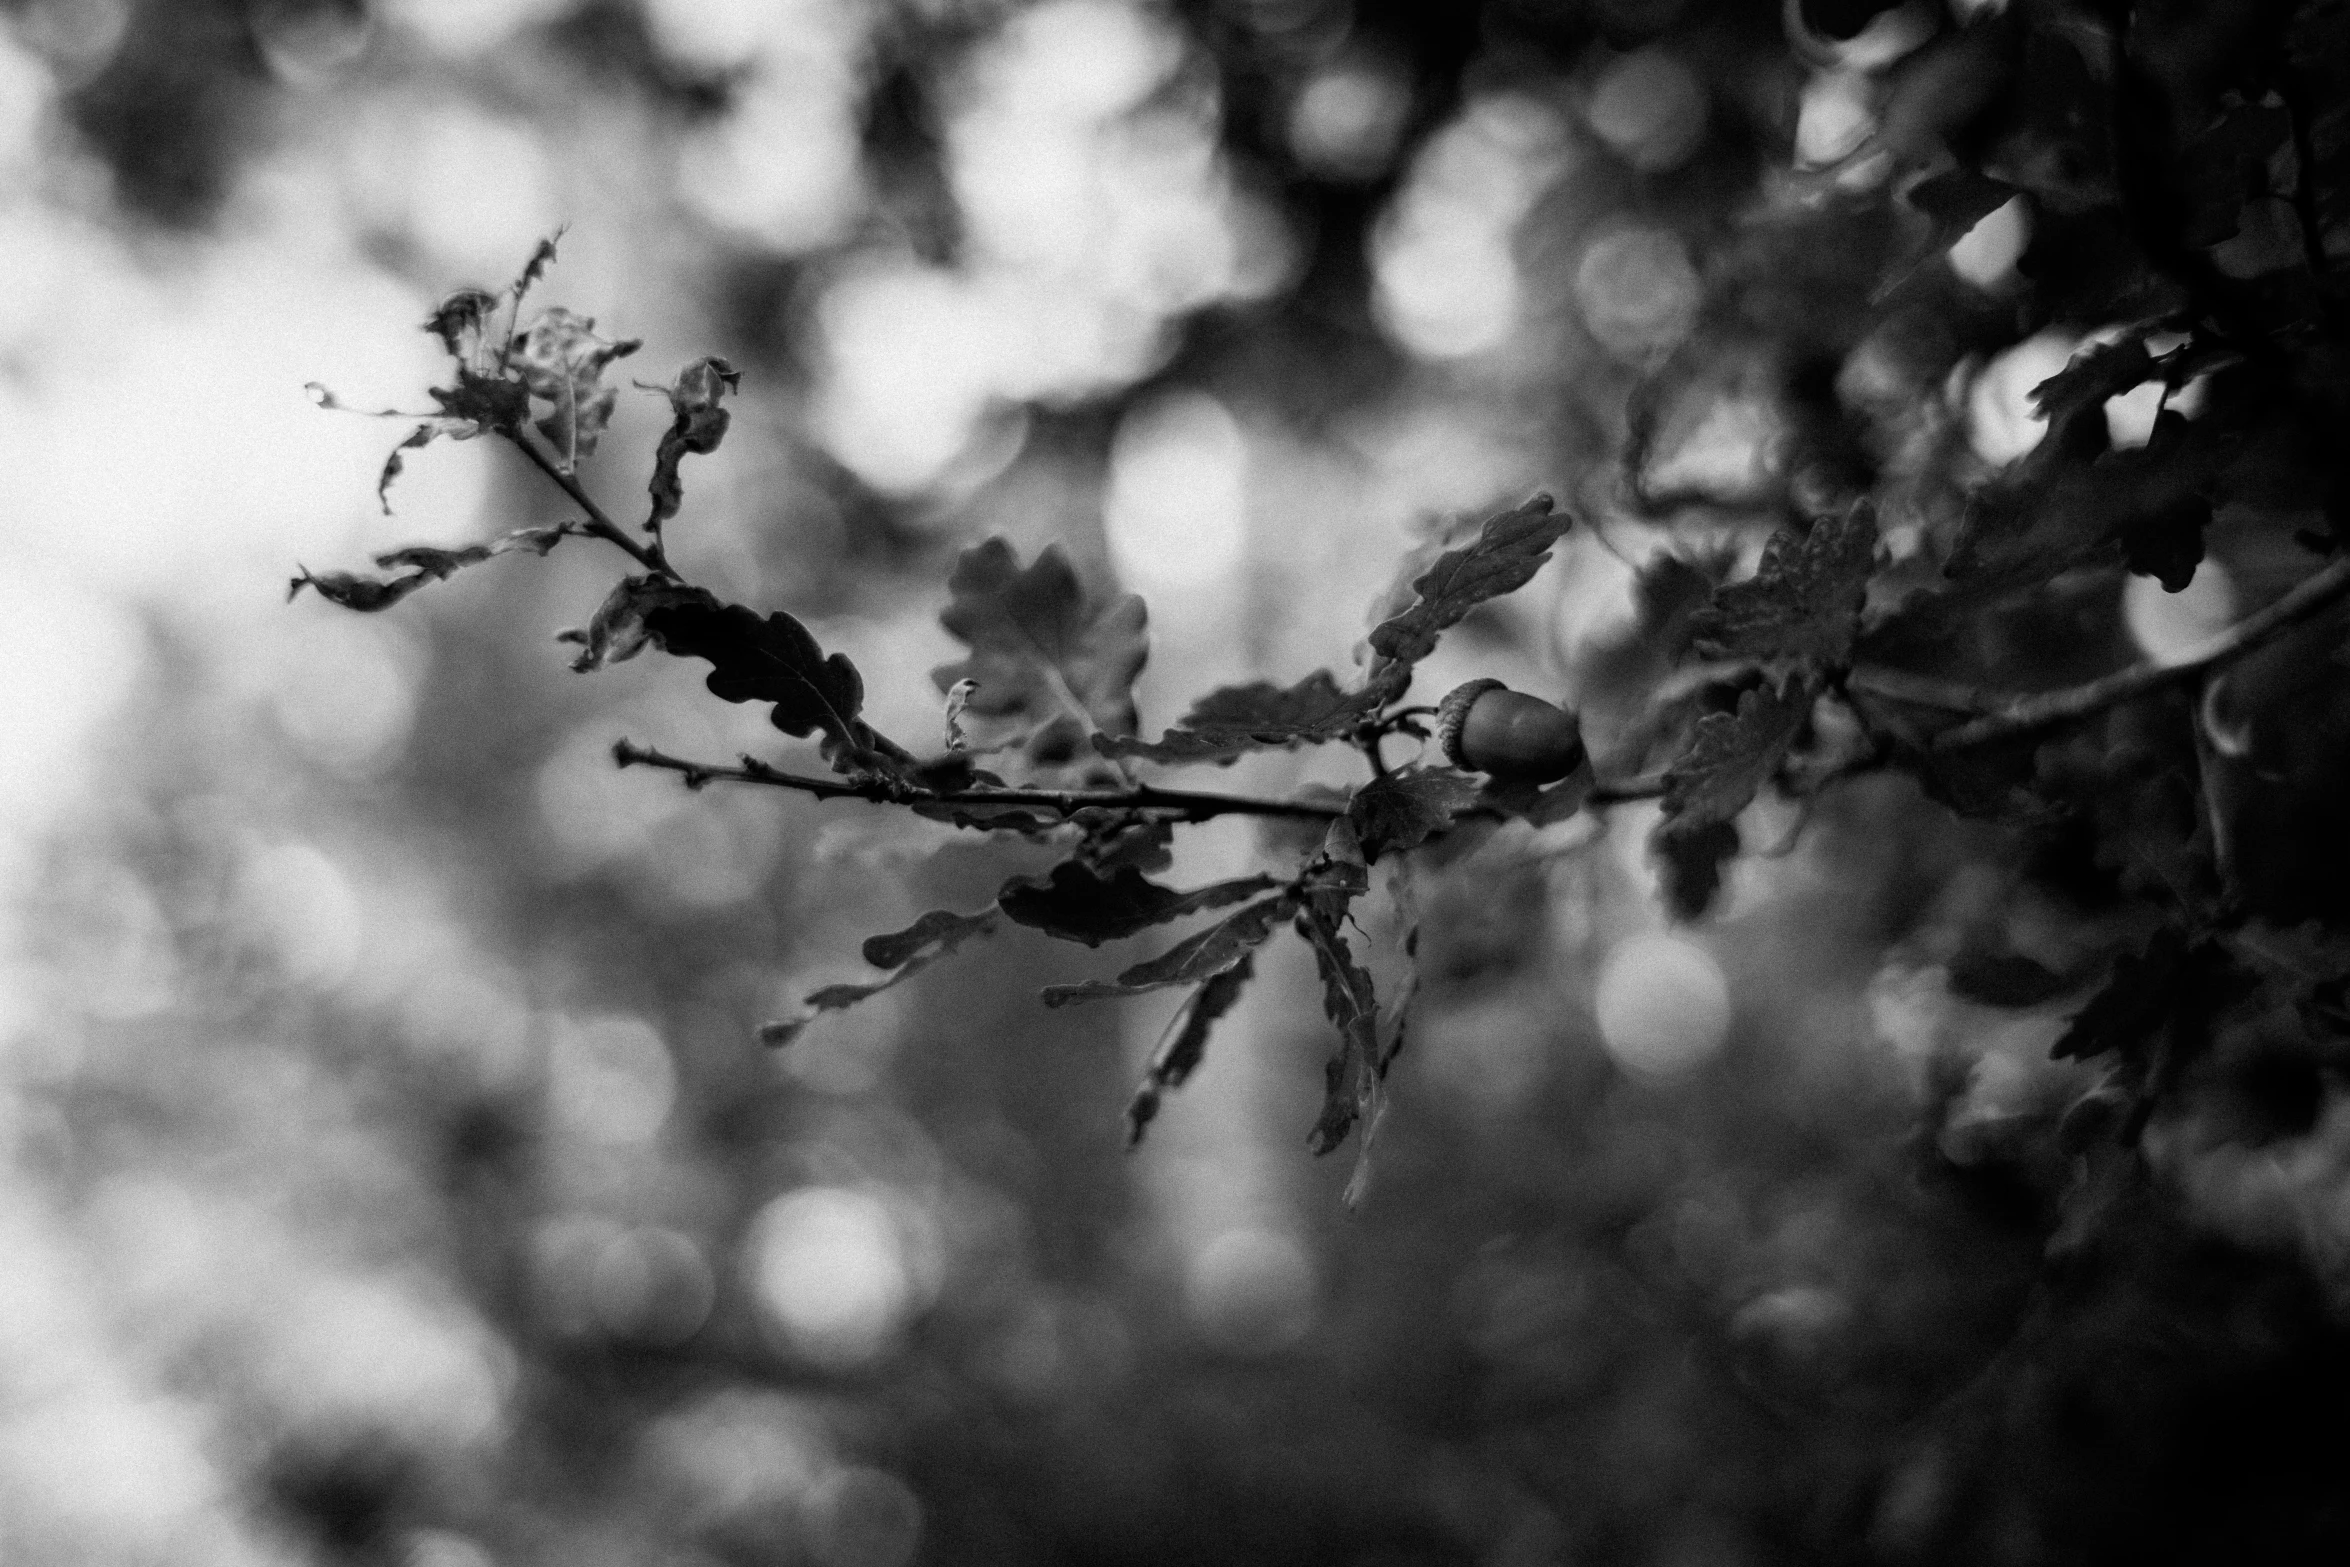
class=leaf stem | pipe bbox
[503,430,672,577]
[1931,555,2350,752]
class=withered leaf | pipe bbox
[287,568,432,613]
[429,369,530,434]
[560,575,715,673]
[511,307,640,466]
[645,356,740,531]
[377,424,439,515]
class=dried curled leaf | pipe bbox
[1364,493,1568,694]
[429,368,530,435]
[1299,901,1382,1157]
[377,423,439,514]
[511,307,640,466]
[559,574,715,673]
[1345,767,1486,861]
[645,356,740,531]
[1126,956,1256,1146]
[1690,502,1879,669]
[1096,671,1382,766]
[287,567,431,613]
[944,678,978,751]
[933,539,1149,739]
[424,287,501,358]
[995,862,1277,947]
[759,908,999,1046]
[1041,895,1297,1006]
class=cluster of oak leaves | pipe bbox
[294,71,2350,1207]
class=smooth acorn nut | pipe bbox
[1437,679,1584,782]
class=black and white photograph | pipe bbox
[2,0,2348,1562]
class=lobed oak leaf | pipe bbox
[1095,670,1381,766]
[1041,895,1296,1006]
[638,594,905,769]
[1365,493,1569,694]
[995,861,1276,947]
[1650,682,1806,918]
[1659,682,1805,832]
[1690,501,1879,668]
[760,908,998,1046]
[1345,767,1486,861]
[645,356,740,530]
[933,539,1149,738]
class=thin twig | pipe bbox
[503,430,671,577]
[618,739,1673,820]
[1931,556,2350,752]
[1846,666,1999,714]
[1588,774,1667,806]
[614,740,1346,820]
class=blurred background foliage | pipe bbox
[4,1,2349,1564]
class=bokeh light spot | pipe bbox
[806,1467,924,1567]
[748,1187,921,1369]
[1948,195,2030,290]
[1184,1226,1317,1354]
[1106,391,1248,590]
[1966,329,2080,466]
[1587,49,1708,173]
[1595,932,1731,1075]
[2125,558,2238,668]
[1574,226,1700,362]
[548,1014,677,1145]
[233,842,362,990]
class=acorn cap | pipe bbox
[1436,679,1507,771]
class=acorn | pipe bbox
[1436,679,1585,783]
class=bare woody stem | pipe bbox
[614,741,1347,821]
[503,430,672,577]
[618,740,1676,822]
[1930,555,2350,751]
